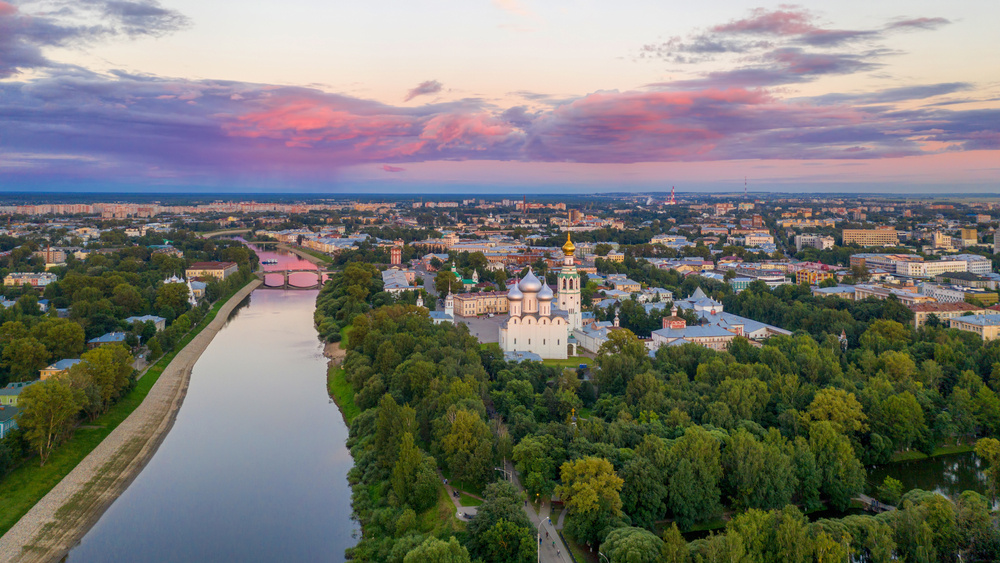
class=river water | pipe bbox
[66,250,357,562]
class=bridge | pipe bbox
[256,269,335,290]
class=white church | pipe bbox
[498,234,584,360]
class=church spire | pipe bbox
[562,232,576,257]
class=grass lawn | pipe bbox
[340,325,353,349]
[440,468,486,498]
[563,533,597,562]
[578,407,593,419]
[541,358,590,369]
[418,485,466,534]
[459,493,483,507]
[327,366,359,426]
[0,281,250,537]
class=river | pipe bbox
[66,249,357,562]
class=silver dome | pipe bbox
[538,283,554,301]
[518,269,543,293]
[507,283,524,301]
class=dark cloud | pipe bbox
[404,80,443,102]
[99,0,191,37]
[0,0,189,78]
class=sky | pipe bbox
[0,0,998,194]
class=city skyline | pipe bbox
[1,0,998,193]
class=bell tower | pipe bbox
[557,233,582,331]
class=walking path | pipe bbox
[0,280,261,563]
[505,461,572,563]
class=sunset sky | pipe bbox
[1,0,998,193]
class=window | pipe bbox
[543,339,546,345]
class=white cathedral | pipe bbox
[499,234,583,360]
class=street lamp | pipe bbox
[599,552,610,563]
[535,519,545,563]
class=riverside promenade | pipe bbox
[0,280,261,563]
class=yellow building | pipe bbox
[453,291,510,317]
[796,268,837,285]
[842,228,898,247]
[606,252,625,263]
[185,261,238,281]
[949,314,1000,341]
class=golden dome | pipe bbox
[562,233,576,256]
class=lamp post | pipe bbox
[535,519,545,563]
[599,552,611,563]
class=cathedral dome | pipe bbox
[562,233,576,256]
[507,283,524,301]
[518,269,543,293]
[538,283,554,301]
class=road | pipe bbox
[507,461,573,563]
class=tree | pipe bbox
[2,337,49,382]
[804,388,867,436]
[601,526,665,563]
[476,519,536,563]
[78,344,134,414]
[403,537,471,563]
[440,408,494,486]
[512,434,562,500]
[156,282,190,316]
[16,378,84,465]
[620,456,667,530]
[721,429,795,511]
[112,283,144,316]
[596,329,649,395]
[468,480,532,558]
[35,320,86,361]
[975,437,1000,501]
[667,426,722,529]
[661,524,690,563]
[809,421,865,510]
[435,269,461,295]
[392,432,424,508]
[556,457,625,545]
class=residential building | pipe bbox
[40,359,83,380]
[795,234,836,251]
[951,254,992,276]
[921,283,999,306]
[854,284,937,305]
[4,272,57,287]
[87,331,128,349]
[0,405,19,439]
[895,260,967,278]
[125,315,167,331]
[950,314,1000,341]
[842,228,899,247]
[185,261,238,281]
[909,302,986,329]
[0,381,37,406]
[453,291,509,317]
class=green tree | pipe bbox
[35,320,86,361]
[467,481,531,559]
[78,344,134,414]
[556,457,625,545]
[721,429,795,511]
[975,437,1000,501]
[403,537,471,563]
[667,426,722,529]
[477,519,536,563]
[601,526,665,563]
[111,283,144,316]
[809,421,865,510]
[440,408,494,486]
[156,282,190,316]
[16,378,84,465]
[661,523,690,563]
[2,337,50,381]
[596,329,649,394]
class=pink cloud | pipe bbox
[381,164,405,172]
[712,8,818,36]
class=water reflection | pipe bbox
[866,451,990,503]
[66,249,356,562]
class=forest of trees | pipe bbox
[316,265,1000,562]
[0,232,257,480]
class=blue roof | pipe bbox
[48,359,82,370]
[953,314,1000,327]
[89,332,127,344]
[125,315,166,324]
[0,381,37,396]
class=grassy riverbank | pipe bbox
[0,282,252,537]
[327,366,359,426]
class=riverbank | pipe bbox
[276,242,331,265]
[0,279,261,563]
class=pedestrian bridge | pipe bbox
[256,269,334,290]
[855,494,896,514]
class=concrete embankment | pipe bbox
[0,280,261,563]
